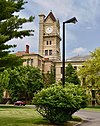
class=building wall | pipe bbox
[22,54,85,83]
[44,61,54,73]
[55,61,84,82]
[22,54,44,71]
[39,12,61,61]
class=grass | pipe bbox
[0,105,49,126]
[82,106,100,112]
[0,105,80,126]
[1,105,99,126]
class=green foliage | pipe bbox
[33,83,88,124]
[43,66,56,87]
[65,63,80,85]
[0,70,10,100]
[79,48,100,105]
[1,66,44,102]
[0,0,34,70]
[0,54,24,71]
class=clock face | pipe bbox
[46,26,53,34]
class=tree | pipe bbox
[0,0,34,70]
[33,83,88,124]
[0,54,24,71]
[65,63,80,85]
[0,69,10,101]
[79,48,100,105]
[43,66,56,87]
[1,66,44,102]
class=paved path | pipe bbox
[74,110,100,126]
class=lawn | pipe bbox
[0,105,79,126]
[1,105,98,126]
[83,106,100,112]
[0,105,49,126]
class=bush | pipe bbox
[32,83,88,124]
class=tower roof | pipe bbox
[44,11,56,22]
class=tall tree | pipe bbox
[65,63,80,85]
[79,48,100,105]
[0,0,34,70]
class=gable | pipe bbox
[44,16,54,23]
[44,12,56,23]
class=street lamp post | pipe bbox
[62,17,78,86]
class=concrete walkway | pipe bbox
[74,110,100,126]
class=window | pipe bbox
[92,90,95,99]
[27,59,29,66]
[46,41,48,45]
[50,41,52,45]
[61,67,63,74]
[38,59,41,67]
[31,59,33,66]
[46,41,52,45]
[45,50,48,56]
[42,64,44,72]
[49,50,52,55]
[74,66,77,70]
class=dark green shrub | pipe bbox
[32,83,88,124]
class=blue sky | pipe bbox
[9,0,100,58]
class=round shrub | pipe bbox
[32,83,88,124]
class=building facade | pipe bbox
[15,12,90,82]
[39,12,61,61]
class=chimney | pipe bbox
[26,45,29,53]
[39,13,45,23]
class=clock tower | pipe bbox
[39,11,61,61]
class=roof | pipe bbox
[44,11,56,22]
[15,51,35,56]
[15,51,26,56]
[66,55,91,62]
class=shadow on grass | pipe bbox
[0,116,50,126]
[0,116,80,126]
[0,105,81,126]
[71,116,82,122]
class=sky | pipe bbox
[9,0,100,59]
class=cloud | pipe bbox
[33,0,100,25]
[8,0,100,57]
[86,26,92,30]
[72,47,87,55]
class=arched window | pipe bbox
[46,41,48,45]
[50,41,52,45]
